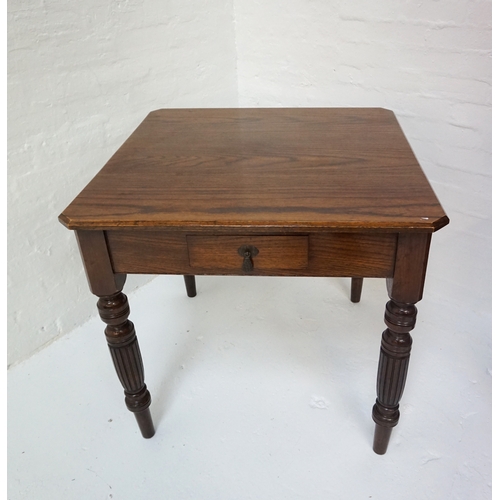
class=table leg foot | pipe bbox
[371,299,416,454]
[98,291,155,438]
[350,277,363,303]
[184,275,197,297]
[133,408,155,438]
[372,423,393,455]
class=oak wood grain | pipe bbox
[75,230,126,296]
[105,230,397,277]
[386,232,432,303]
[59,108,449,450]
[59,108,449,232]
[187,235,309,271]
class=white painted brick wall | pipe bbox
[234,0,491,315]
[7,0,238,366]
[8,0,491,367]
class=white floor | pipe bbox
[8,274,491,499]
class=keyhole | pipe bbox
[242,250,253,272]
[238,245,259,273]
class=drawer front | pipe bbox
[106,230,396,277]
[187,235,309,272]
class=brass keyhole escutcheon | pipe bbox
[238,245,259,273]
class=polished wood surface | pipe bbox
[98,291,154,439]
[76,229,154,438]
[372,232,432,453]
[59,108,449,454]
[372,299,416,454]
[187,235,309,272]
[59,108,448,232]
[105,230,397,277]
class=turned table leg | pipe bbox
[75,230,155,438]
[372,300,415,454]
[371,232,432,454]
[98,292,155,438]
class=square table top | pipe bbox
[59,108,449,233]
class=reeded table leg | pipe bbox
[372,300,415,454]
[75,230,155,439]
[370,232,431,454]
[184,275,197,297]
[98,292,155,438]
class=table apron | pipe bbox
[105,230,398,278]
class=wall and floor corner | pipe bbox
[232,0,492,319]
[7,0,239,367]
[8,1,491,498]
[232,0,492,365]
[8,1,491,368]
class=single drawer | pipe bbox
[106,230,396,278]
[187,235,309,272]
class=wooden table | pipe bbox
[59,108,449,454]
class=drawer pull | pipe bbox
[238,245,259,273]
